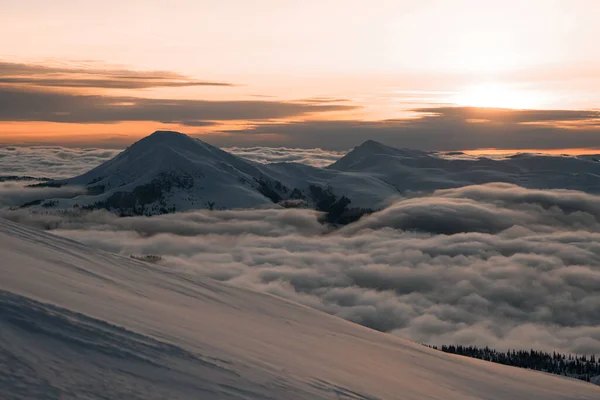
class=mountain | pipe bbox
[32,131,399,219]
[21,131,600,217]
[328,140,431,171]
[2,216,599,399]
[330,140,600,193]
[53,130,289,214]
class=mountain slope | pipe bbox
[21,132,600,216]
[37,131,399,215]
[1,217,599,399]
[56,130,286,213]
[329,141,600,193]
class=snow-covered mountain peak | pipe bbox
[26,131,600,216]
[41,131,400,216]
[328,139,429,171]
[355,139,392,152]
[148,129,189,140]
[125,130,216,158]
[67,131,260,183]
[53,131,300,213]
[129,130,196,151]
[352,140,428,156]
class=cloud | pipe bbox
[0,87,356,126]
[208,107,600,150]
[341,183,600,235]
[413,107,600,123]
[5,183,600,354]
[0,61,234,89]
[0,182,86,208]
[294,97,352,104]
[0,77,234,89]
[225,146,345,167]
[0,145,344,182]
[0,146,120,179]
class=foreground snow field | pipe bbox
[1,217,599,399]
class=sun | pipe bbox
[452,83,542,109]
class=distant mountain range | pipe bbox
[22,130,600,221]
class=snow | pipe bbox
[58,131,277,211]
[1,217,599,399]
[329,141,600,193]
[41,131,402,212]
[23,130,600,214]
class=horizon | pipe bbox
[5,2,600,398]
[1,0,600,150]
[6,128,600,157]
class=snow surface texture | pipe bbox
[1,217,599,399]
[17,130,600,214]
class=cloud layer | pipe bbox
[0,145,345,182]
[224,146,345,167]
[0,146,120,179]
[0,61,355,130]
[3,61,600,151]
[0,144,345,209]
[4,183,600,354]
[0,182,86,208]
[0,60,235,89]
[0,87,354,127]
[210,107,600,150]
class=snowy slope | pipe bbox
[329,140,600,193]
[44,131,398,214]
[1,217,599,400]
[55,130,284,212]
[262,161,398,208]
[20,131,600,215]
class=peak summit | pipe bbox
[148,130,187,139]
[355,140,390,151]
[352,140,429,158]
[142,131,192,141]
[328,140,429,170]
[350,140,404,157]
[127,130,204,153]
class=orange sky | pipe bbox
[1,0,599,149]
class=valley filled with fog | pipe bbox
[3,142,600,355]
[4,2,600,397]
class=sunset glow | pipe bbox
[0,0,599,150]
[452,83,544,110]
[5,4,600,397]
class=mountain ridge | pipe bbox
[34,131,387,221]
[19,130,600,218]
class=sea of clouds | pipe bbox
[2,145,600,354]
[0,145,344,206]
[0,146,122,179]
[0,145,345,178]
[224,146,346,167]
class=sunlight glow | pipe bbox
[452,83,543,109]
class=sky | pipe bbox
[1,0,599,150]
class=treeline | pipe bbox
[427,344,600,383]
